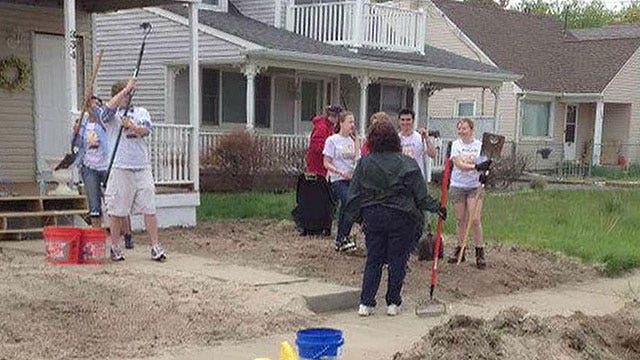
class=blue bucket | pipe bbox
[296,327,344,359]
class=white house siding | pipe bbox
[0,3,91,182]
[232,0,277,26]
[603,103,632,164]
[94,9,244,124]
[603,46,640,163]
[420,2,522,142]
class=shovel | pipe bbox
[416,141,452,317]
[55,50,104,171]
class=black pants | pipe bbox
[360,205,417,307]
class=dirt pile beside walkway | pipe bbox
[393,303,640,360]
[163,220,599,303]
[0,248,316,360]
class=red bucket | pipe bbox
[43,226,82,265]
[79,228,107,264]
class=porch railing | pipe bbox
[286,0,426,53]
[149,124,194,185]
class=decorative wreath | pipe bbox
[0,56,30,92]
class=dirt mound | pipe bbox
[0,248,316,360]
[393,303,640,360]
[162,220,599,302]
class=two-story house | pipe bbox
[397,0,640,169]
[0,0,203,236]
[93,0,517,156]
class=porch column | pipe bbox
[357,75,371,137]
[243,63,259,130]
[425,85,439,183]
[411,80,423,131]
[592,100,605,166]
[189,2,200,191]
[353,0,364,48]
[64,0,78,117]
[491,86,501,133]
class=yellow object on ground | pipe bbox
[280,341,299,360]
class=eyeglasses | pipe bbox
[399,117,413,122]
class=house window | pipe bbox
[190,70,269,128]
[301,80,322,123]
[202,68,219,125]
[222,71,246,124]
[381,85,404,113]
[456,100,476,117]
[255,76,271,128]
[201,0,228,12]
[522,100,551,137]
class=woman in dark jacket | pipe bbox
[344,120,447,317]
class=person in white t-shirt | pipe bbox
[447,118,492,269]
[103,80,166,262]
[323,111,358,252]
[398,109,437,179]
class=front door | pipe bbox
[33,33,68,174]
[564,104,578,161]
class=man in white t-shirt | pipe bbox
[398,109,437,178]
[103,80,165,262]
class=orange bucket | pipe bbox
[43,226,82,265]
[79,228,107,264]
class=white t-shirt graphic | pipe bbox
[450,138,485,189]
[399,131,426,177]
[323,134,356,182]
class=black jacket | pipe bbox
[344,152,440,229]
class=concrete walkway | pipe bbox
[3,240,639,360]
[147,270,638,360]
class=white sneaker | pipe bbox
[150,243,166,261]
[358,304,374,317]
[387,304,400,316]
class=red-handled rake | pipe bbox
[416,141,452,317]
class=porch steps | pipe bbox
[0,195,88,240]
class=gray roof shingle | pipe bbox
[572,23,640,41]
[163,3,511,76]
[432,0,640,93]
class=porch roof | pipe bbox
[1,0,193,13]
[163,3,517,84]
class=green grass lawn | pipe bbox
[198,189,640,275]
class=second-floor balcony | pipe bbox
[285,0,427,53]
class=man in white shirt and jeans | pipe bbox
[104,80,166,262]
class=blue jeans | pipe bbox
[81,166,107,218]
[360,205,417,307]
[330,180,353,244]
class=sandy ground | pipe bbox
[162,220,600,303]
[393,302,640,360]
[0,247,315,360]
[0,219,608,360]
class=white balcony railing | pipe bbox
[149,124,194,185]
[286,0,426,53]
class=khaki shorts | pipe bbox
[449,186,484,204]
[105,168,156,217]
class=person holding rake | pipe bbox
[447,118,492,269]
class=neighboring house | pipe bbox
[0,0,202,235]
[396,0,640,168]
[93,0,517,163]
